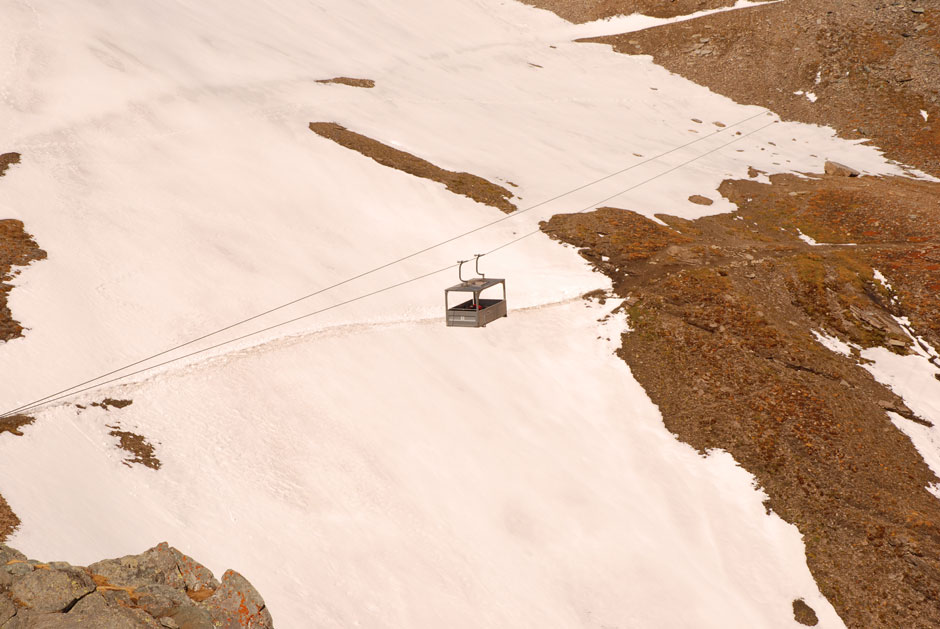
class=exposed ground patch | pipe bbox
[89,398,134,411]
[0,415,33,543]
[1,155,48,343]
[580,0,940,177]
[0,493,19,544]
[0,153,21,178]
[107,426,161,470]
[309,122,517,213]
[0,219,46,342]
[721,173,940,352]
[515,0,766,22]
[315,77,375,88]
[542,172,940,628]
[793,598,819,626]
[0,415,35,438]
[77,399,160,470]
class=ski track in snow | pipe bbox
[0,0,926,626]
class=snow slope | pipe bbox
[0,0,915,626]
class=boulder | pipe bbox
[88,543,184,591]
[0,596,15,625]
[168,548,219,595]
[26,606,154,628]
[9,568,94,613]
[202,570,274,629]
[824,160,860,177]
[688,194,714,205]
[134,583,189,618]
[166,605,214,628]
[0,546,25,565]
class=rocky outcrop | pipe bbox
[0,543,273,628]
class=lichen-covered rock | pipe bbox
[23,607,154,628]
[88,542,185,590]
[0,545,272,628]
[0,596,15,625]
[165,604,214,628]
[9,568,94,613]
[134,583,189,618]
[67,591,108,615]
[203,570,273,629]
[3,563,32,578]
[168,547,219,595]
[0,546,25,565]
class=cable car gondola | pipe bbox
[444,255,507,328]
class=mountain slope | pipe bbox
[0,0,923,626]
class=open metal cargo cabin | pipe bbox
[445,277,507,328]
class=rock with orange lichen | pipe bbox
[3,543,273,627]
[203,569,274,629]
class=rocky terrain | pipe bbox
[523,1,940,626]
[580,0,940,178]
[0,542,272,628]
[542,163,940,627]
[2,1,938,626]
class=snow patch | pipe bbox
[796,229,856,247]
[860,324,940,495]
[570,0,781,38]
[872,268,892,291]
[793,90,817,103]
[812,330,851,356]
[921,110,930,122]
[796,229,821,246]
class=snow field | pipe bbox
[0,299,843,627]
[0,0,917,625]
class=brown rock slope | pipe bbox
[0,219,47,343]
[579,0,940,177]
[542,172,940,628]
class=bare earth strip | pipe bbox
[541,172,940,628]
[315,77,375,88]
[579,0,940,177]
[309,122,517,213]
